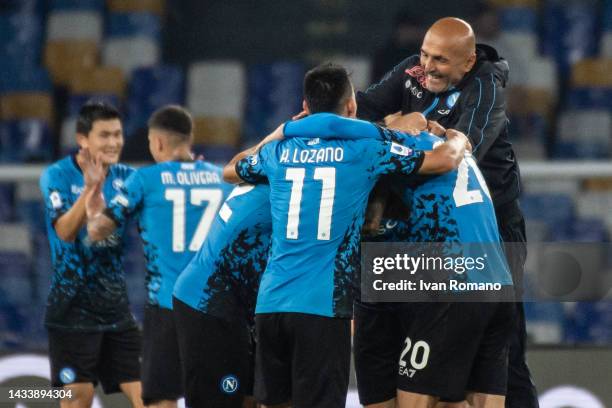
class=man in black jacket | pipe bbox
[356,17,538,408]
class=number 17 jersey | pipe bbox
[106,160,233,309]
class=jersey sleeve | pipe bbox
[105,171,145,228]
[356,56,416,122]
[453,73,507,161]
[39,166,70,225]
[235,143,273,184]
[373,140,425,178]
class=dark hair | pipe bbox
[76,101,121,135]
[148,105,193,142]
[303,63,353,114]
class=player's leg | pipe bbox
[60,383,95,408]
[497,206,539,408]
[141,305,183,407]
[354,301,402,407]
[119,381,144,408]
[290,313,351,408]
[254,313,292,406]
[174,297,250,408]
[96,326,143,407]
[464,302,515,408]
[396,390,438,408]
[48,329,102,408]
[466,393,505,408]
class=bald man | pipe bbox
[356,17,538,408]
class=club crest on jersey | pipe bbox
[112,179,124,191]
[390,142,413,156]
[446,91,460,109]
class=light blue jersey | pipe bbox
[106,160,232,309]
[173,183,271,324]
[40,156,135,330]
[285,114,513,286]
[236,125,426,317]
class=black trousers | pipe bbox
[496,200,539,408]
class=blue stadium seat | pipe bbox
[566,87,612,110]
[551,218,609,242]
[521,193,575,232]
[524,301,565,343]
[0,120,53,163]
[243,62,304,144]
[0,251,33,305]
[499,7,537,32]
[125,65,185,135]
[107,12,161,40]
[0,14,44,69]
[0,0,44,15]
[566,302,612,343]
[0,67,51,94]
[50,0,104,12]
[192,145,238,165]
[542,1,598,74]
[66,94,122,117]
[0,184,15,222]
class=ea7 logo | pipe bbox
[220,375,239,394]
[398,337,430,377]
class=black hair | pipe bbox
[303,63,353,114]
[76,100,121,135]
[148,105,193,142]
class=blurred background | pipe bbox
[0,0,611,406]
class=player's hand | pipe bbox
[445,129,472,153]
[78,149,106,188]
[426,120,446,136]
[292,110,308,120]
[386,112,427,136]
[85,181,106,219]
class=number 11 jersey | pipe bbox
[236,135,425,318]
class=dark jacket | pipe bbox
[357,44,521,210]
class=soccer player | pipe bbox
[173,182,271,408]
[39,101,143,408]
[223,63,469,407]
[86,105,232,408]
[357,17,535,407]
[284,113,515,407]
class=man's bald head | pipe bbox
[420,17,477,93]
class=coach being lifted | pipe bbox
[357,17,538,408]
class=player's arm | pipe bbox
[223,124,282,183]
[356,57,414,122]
[53,149,105,242]
[453,76,506,160]
[418,129,470,174]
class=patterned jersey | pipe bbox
[285,114,512,286]
[236,129,425,317]
[173,183,271,324]
[39,156,135,331]
[106,160,232,309]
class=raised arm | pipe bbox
[223,124,283,183]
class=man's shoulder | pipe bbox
[41,156,73,183]
[109,162,135,178]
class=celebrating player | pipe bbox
[285,112,515,407]
[39,101,143,408]
[85,105,232,408]
[223,63,469,407]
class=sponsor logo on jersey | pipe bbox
[437,109,451,115]
[307,138,320,145]
[404,78,423,99]
[71,185,84,195]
